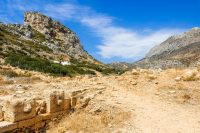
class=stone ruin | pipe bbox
[0,89,86,133]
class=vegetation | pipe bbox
[5,54,96,77]
[70,59,124,75]
[32,29,46,42]
[48,108,131,132]
[0,69,19,78]
[0,25,124,76]
[0,25,52,54]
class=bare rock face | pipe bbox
[146,27,200,58]
[24,12,93,61]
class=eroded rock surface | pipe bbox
[24,12,93,61]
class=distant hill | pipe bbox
[132,28,200,69]
[110,27,200,70]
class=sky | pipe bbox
[0,0,199,63]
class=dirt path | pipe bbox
[101,77,200,133]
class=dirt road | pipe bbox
[94,75,200,133]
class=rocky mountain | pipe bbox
[131,27,200,69]
[110,27,200,70]
[0,12,117,76]
[24,12,93,61]
[146,27,200,58]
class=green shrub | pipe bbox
[70,59,120,75]
[5,54,96,77]
[32,29,46,42]
[0,32,4,37]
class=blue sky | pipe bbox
[0,0,199,63]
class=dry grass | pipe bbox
[47,109,131,133]
[0,90,9,95]
[157,83,193,104]
[0,77,15,85]
[0,89,13,96]
[182,69,199,81]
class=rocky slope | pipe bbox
[0,12,116,76]
[110,27,200,70]
[131,27,200,69]
[108,62,131,71]
[146,27,200,57]
[24,12,93,61]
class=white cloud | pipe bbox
[0,1,186,61]
[78,16,185,59]
[40,3,185,60]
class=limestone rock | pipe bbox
[130,28,200,69]
[45,90,65,113]
[146,27,200,58]
[2,97,36,122]
[0,121,17,133]
[175,77,181,81]
[35,100,46,115]
[147,74,157,80]
[182,69,199,81]
[132,69,139,75]
[24,12,94,61]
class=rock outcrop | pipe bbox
[24,12,93,61]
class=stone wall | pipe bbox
[0,89,86,133]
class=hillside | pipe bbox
[146,27,200,58]
[0,12,117,76]
[126,27,200,69]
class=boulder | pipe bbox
[132,69,139,75]
[175,77,181,81]
[182,69,199,81]
[147,74,157,80]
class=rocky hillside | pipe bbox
[146,27,200,58]
[131,27,200,69]
[0,12,117,76]
[110,27,200,70]
[108,62,132,71]
[24,12,93,61]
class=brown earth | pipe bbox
[1,66,200,133]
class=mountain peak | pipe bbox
[146,27,200,58]
[24,11,93,61]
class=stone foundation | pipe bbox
[0,89,85,133]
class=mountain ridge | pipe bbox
[109,27,200,70]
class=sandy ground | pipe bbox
[1,66,200,133]
[88,75,200,133]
